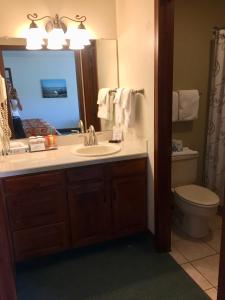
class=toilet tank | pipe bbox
[171,148,199,187]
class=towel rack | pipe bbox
[109,88,145,95]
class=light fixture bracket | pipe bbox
[26,13,90,50]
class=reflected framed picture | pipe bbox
[41,79,67,98]
[5,68,13,87]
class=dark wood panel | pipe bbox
[112,176,147,236]
[7,188,67,231]
[0,181,17,300]
[67,164,104,183]
[111,158,147,178]
[218,206,225,300]
[3,171,65,194]
[80,40,100,130]
[154,0,174,252]
[13,222,69,262]
[68,181,110,246]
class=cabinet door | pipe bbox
[7,188,67,231]
[68,181,110,247]
[112,176,147,236]
[13,222,69,262]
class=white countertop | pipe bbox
[0,140,148,178]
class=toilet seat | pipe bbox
[174,184,219,207]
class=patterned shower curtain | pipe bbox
[205,29,225,205]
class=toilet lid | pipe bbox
[174,185,220,206]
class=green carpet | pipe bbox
[16,234,209,300]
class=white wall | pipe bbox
[116,0,155,232]
[3,50,79,129]
[96,39,119,131]
[0,0,116,39]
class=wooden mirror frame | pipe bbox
[0,41,100,139]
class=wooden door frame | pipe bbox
[154,0,225,299]
[154,0,174,252]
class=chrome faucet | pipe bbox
[78,120,85,133]
[87,125,98,146]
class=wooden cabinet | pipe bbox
[67,165,110,246]
[111,159,147,236]
[13,223,68,261]
[112,176,147,236]
[68,181,110,246]
[1,158,147,262]
[2,171,70,262]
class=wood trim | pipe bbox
[218,206,225,299]
[74,51,85,128]
[0,50,15,138]
[0,181,17,300]
[154,0,174,252]
[79,40,100,131]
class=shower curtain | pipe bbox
[205,28,225,205]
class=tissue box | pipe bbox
[9,141,29,154]
[172,139,183,152]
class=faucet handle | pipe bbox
[78,120,85,133]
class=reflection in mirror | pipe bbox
[0,39,118,139]
[3,50,80,138]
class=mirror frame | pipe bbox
[0,40,100,139]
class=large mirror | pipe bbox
[0,38,118,139]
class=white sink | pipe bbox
[71,143,121,157]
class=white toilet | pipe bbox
[172,148,220,238]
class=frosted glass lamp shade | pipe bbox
[26,27,43,50]
[66,27,90,46]
[47,28,65,50]
[77,28,91,46]
[69,39,84,50]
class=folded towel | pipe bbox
[172,91,179,121]
[113,88,124,104]
[122,88,136,128]
[97,88,110,105]
[178,90,199,121]
[97,88,113,120]
[122,88,133,109]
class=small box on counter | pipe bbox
[29,136,46,152]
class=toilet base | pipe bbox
[182,215,209,238]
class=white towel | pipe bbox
[122,88,136,128]
[113,88,124,104]
[97,88,110,105]
[178,90,199,121]
[97,88,111,120]
[172,91,179,121]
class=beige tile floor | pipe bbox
[170,214,222,300]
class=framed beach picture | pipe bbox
[41,79,67,98]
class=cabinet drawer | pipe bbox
[111,158,146,178]
[7,188,67,231]
[13,222,69,262]
[3,171,65,195]
[67,165,104,183]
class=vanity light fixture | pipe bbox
[26,13,90,50]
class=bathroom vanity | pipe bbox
[0,141,148,262]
